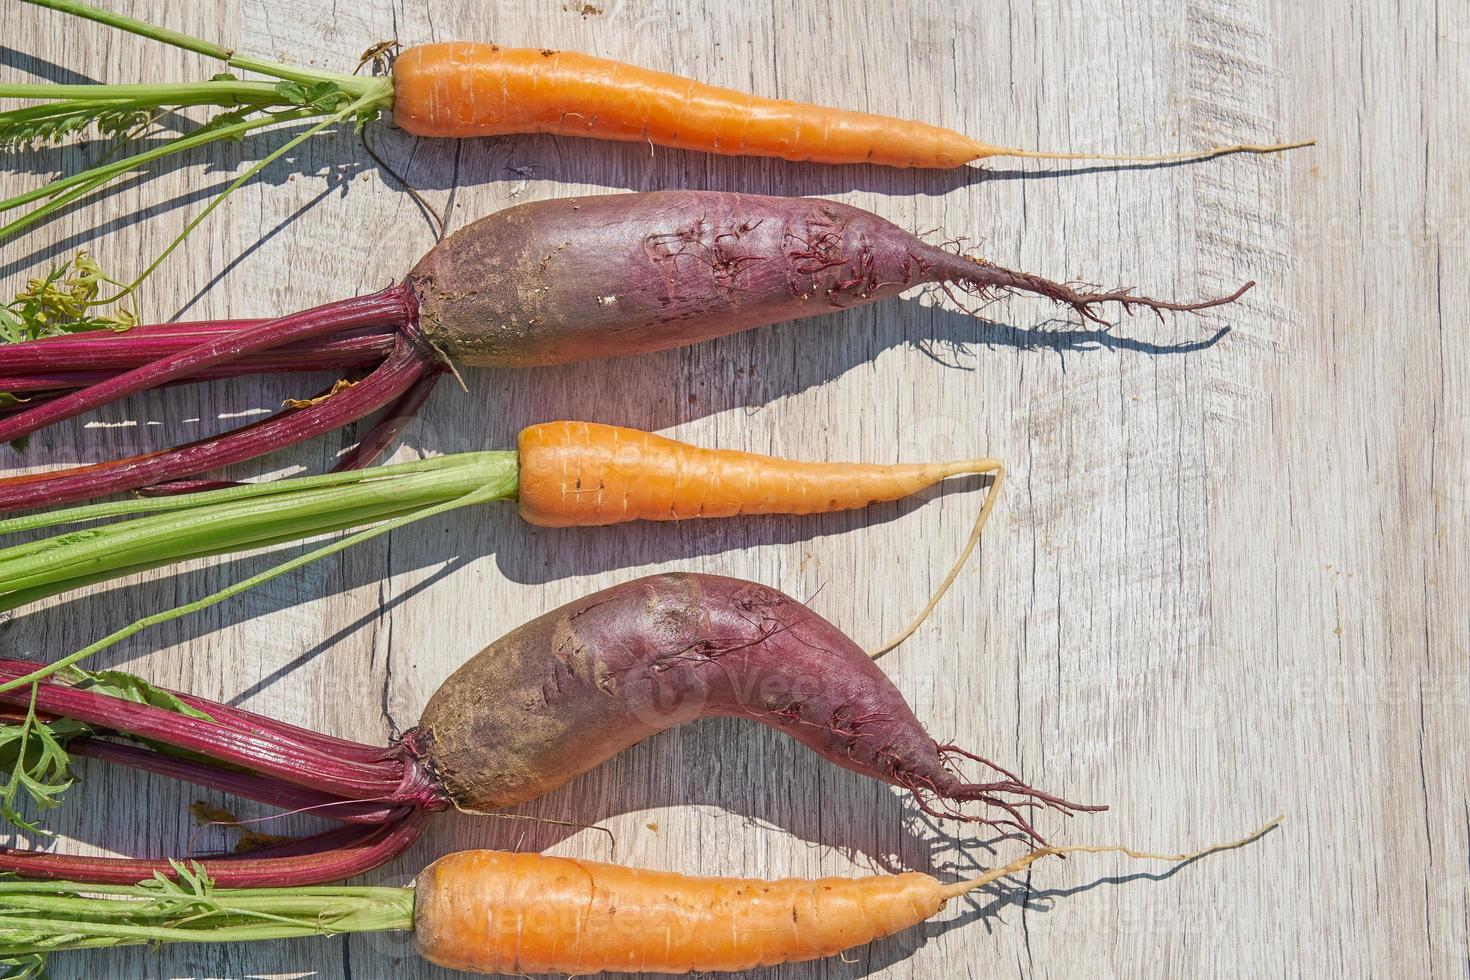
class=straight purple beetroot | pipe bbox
[407,192,1246,365]
[0,574,1097,886]
[0,191,1249,512]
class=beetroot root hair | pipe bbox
[923,248,1255,327]
[898,742,1107,842]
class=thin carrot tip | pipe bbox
[943,814,1285,899]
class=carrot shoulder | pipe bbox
[391,42,989,167]
[516,420,998,527]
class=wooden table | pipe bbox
[4,1,1465,977]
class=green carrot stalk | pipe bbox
[0,864,413,976]
[0,451,520,695]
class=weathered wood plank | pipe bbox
[1,0,1464,977]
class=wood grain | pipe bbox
[2,1,1465,977]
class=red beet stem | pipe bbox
[0,658,444,802]
[330,366,446,473]
[0,666,409,800]
[0,808,429,886]
[0,286,411,446]
[158,688,401,766]
[0,328,397,391]
[0,319,270,373]
[0,370,120,394]
[0,332,397,394]
[0,659,443,885]
[0,659,391,767]
[134,477,248,495]
[0,334,431,512]
[140,361,448,496]
[69,739,406,824]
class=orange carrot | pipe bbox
[392,42,982,167]
[393,42,1313,168]
[412,850,946,974]
[412,819,1282,974]
[517,420,999,528]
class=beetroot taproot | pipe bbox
[410,573,1081,827]
[407,191,1245,366]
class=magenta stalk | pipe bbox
[0,657,445,886]
[0,811,430,886]
[0,334,434,511]
[0,286,434,513]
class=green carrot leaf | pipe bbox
[273,79,309,105]
[267,80,345,114]
[0,309,28,346]
[1,2,395,287]
[1,250,137,345]
[0,104,148,151]
[303,81,343,112]
[0,691,77,836]
[0,251,137,450]
[0,953,47,979]
[136,860,219,919]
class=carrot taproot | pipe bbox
[516,420,999,527]
[391,42,1312,169]
[413,820,1281,974]
[392,42,983,168]
[2,2,1316,306]
[412,850,947,974]
[0,820,1281,974]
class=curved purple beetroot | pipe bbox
[409,572,1100,839]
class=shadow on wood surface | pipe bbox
[0,44,101,86]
